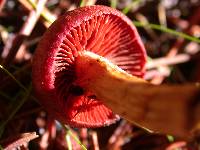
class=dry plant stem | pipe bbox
[146,54,190,69]
[145,69,170,80]
[80,128,88,148]
[76,51,200,138]
[108,120,132,149]
[151,6,200,83]
[80,0,97,7]
[135,13,158,41]
[158,3,167,27]
[90,131,99,150]
[18,0,56,27]
[2,0,47,66]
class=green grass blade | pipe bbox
[63,125,87,150]
[0,65,31,137]
[122,0,141,14]
[110,0,118,8]
[122,6,131,14]
[0,91,13,101]
[133,21,200,43]
[167,135,174,142]
[0,65,28,92]
[109,0,199,44]
[0,86,32,138]
[79,0,85,7]
[26,0,55,24]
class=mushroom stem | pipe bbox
[76,51,200,138]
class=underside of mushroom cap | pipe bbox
[32,5,146,127]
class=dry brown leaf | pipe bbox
[0,132,39,150]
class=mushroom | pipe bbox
[32,5,200,138]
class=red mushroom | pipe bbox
[33,5,200,137]
[32,5,146,127]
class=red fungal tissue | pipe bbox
[32,5,146,127]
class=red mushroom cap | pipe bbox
[32,5,146,127]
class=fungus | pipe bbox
[32,5,200,137]
[32,5,146,127]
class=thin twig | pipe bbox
[90,131,99,150]
[26,0,56,24]
[144,68,171,80]
[108,121,132,149]
[150,6,200,83]
[135,14,158,41]
[158,2,167,27]
[2,0,47,66]
[80,0,97,7]
[80,128,88,148]
[146,54,191,69]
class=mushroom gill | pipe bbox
[32,5,146,127]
